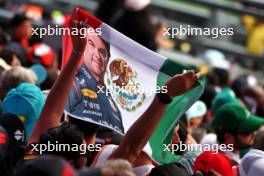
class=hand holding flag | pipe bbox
[70,9,87,54]
[166,71,200,99]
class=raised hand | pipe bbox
[166,71,200,99]
[70,9,87,53]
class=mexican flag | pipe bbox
[62,8,205,164]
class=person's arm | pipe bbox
[109,71,200,163]
[29,11,87,144]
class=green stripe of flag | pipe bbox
[149,59,205,164]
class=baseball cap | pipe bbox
[212,103,264,133]
[15,155,77,176]
[0,113,26,161]
[203,49,230,70]
[30,64,47,85]
[212,88,241,114]
[239,149,264,176]
[27,43,54,68]
[185,100,207,120]
[2,82,45,140]
[193,151,233,176]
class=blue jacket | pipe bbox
[65,65,124,134]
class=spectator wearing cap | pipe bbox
[2,83,44,140]
[29,64,48,85]
[203,50,231,72]
[185,100,207,134]
[0,113,26,176]
[15,155,77,176]
[193,151,233,176]
[8,14,32,66]
[212,103,264,163]
[211,87,241,115]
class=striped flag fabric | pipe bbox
[62,8,205,164]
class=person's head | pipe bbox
[185,100,207,133]
[211,88,241,115]
[170,120,188,155]
[245,85,264,116]
[212,103,264,150]
[79,159,135,176]
[0,47,20,66]
[211,68,230,88]
[39,122,87,169]
[203,50,230,83]
[15,155,78,176]
[0,66,37,99]
[148,162,190,176]
[193,151,233,176]
[2,83,45,140]
[68,116,99,144]
[84,32,110,81]
[231,75,251,98]
[11,14,32,40]
[101,159,135,176]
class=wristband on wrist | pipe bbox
[72,49,84,56]
[156,92,172,104]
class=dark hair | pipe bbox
[0,47,16,65]
[11,14,30,28]
[39,122,84,160]
[68,116,99,138]
[178,117,188,143]
[211,68,230,88]
[101,38,111,58]
[214,128,237,144]
[112,6,157,51]
[213,127,224,144]
[200,85,217,109]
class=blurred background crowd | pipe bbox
[0,0,264,176]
